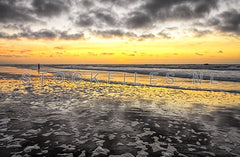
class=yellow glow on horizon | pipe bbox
[0,33,240,64]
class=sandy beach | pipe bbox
[0,65,240,156]
[1,0,240,156]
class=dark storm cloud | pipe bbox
[0,0,69,23]
[98,0,139,7]
[75,9,118,28]
[140,33,155,38]
[59,31,84,40]
[93,29,136,38]
[194,0,217,15]
[210,9,240,35]
[1,0,240,39]
[137,34,156,41]
[0,29,84,40]
[95,11,116,26]
[125,0,218,28]
[81,0,94,8]
[126,12,152,28]
[19,29,57,39]
[0,1,36,23]
[2,23,27,30]
[141,0,217,17]
[76,15,94,27]
[31,0,69,17]
[171,5,195,19]
[94,29,123,37]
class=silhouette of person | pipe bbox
[38,64,40,73]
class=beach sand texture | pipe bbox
[0,65,240,156]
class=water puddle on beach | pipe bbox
[0,66,240,156]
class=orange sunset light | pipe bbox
[0,0,239,64]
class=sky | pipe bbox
[0,0,240,64]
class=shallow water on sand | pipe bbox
[0,67,240,156]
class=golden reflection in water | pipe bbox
[0,66,40,76]
[1,66,240,91]
[41,68,240,91]
[1,74,240,113]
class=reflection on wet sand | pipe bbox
[0,67,240,156]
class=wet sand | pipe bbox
[0,66,240,156]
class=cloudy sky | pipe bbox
[0,0,240,64]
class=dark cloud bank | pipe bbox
[0,0,240,40]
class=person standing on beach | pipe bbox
[38,64,40,74]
